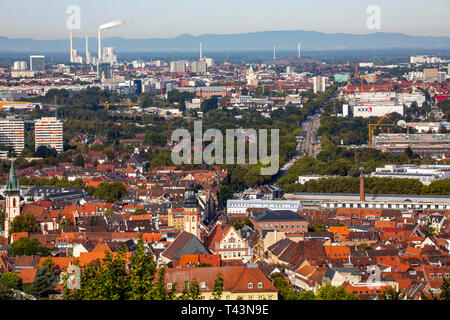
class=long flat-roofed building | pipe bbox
[374,133,450,157]
[284,193,450,211]
[35,117,63,152]
[0,119,25,154]
[227,199,302,215]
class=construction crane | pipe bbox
[98,101,140,112]
[368,111,398,148]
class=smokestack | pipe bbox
[85,36,90,65]
[70,31,73,63]
[298,42,301,59]
[273,45,276,60]
[360,167,365,202]
[200,42,203,60]
[98,29,102,63]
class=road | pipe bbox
[269,89,339,185]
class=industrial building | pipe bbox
[227,199,302,215]
[374,133,450,157]
[370,164,450,185]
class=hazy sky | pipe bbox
[1,0,449,40]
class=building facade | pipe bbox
[0,119,25,154]
[34,117,63,153]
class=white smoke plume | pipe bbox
[99,20,123,30]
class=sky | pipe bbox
[0,0,449,40]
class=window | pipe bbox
[167,283,172,289]
[226,296,231,300]
[248,282,253,289]
[201,296,206,300]
[209,296,214,300]
[258,296,263,300]
[430,274,435,278]
[200,282,206,289]
[268,296,273,300]
[257,282,263,289]
[438,274,442,278]
[248,296,253,300]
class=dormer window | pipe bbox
[167,283,172,289]
[248,282,253,289]
[257,282,263,289]
[200,282,206,289]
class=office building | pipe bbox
[170,61,186,73]
[191,60,207,74]
[0,119,25,154]
[35,117,63,153]
[97,62,112,79]
[424,68,438,82]
[438,72,447,83]
[374,133,450,157]
[13,61,27,71]
[29,55,45,72]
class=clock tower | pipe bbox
[183,182,202,239]
[4,161,20,240]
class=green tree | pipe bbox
[271,273,315,300]
[93,182,127,202]
[0,272,23,290]
[0,284,14,300]
[316,284,359,300]
[8,237,51,257]
[212,273,224,300]
[440,277,450,300]
[30,265,58,299]
[128,237,157,300]
[10,214,41,233]
[74,155,85,167]
[34,146,57,158]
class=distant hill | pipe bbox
[1,30,449,53]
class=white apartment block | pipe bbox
[35,117,63,152]
[370,164,450,186]
[0,119,25,154]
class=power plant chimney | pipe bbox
[85,35,90,65]
[273,45,276,60]
[298,42,301,59]
[98,29,102,64]
[360,167,365,202]
[200,42,203,61]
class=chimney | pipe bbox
[360,167,365,202]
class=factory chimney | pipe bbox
[200,42,203,61]
[360,167,365,202]
[85,36,90,65]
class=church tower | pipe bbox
[183,182,201,239]
[4,161,20,240]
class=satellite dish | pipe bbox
[397,120,407,128]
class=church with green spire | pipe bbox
[5,160,20,196]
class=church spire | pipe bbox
[5,161,19,195]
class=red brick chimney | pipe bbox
[360,168,365,202]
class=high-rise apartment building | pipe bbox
[424,68,438,82]
[35,117,63,153]
[170,61,186,73]
[0,119,25,155]
[30,55,45,72]
[313,76,326,94]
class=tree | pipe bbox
[219,185,233,207]
[8,237,51,257]
[74,154,85,167]
[93,182,127,202]
[316,284,359,300]
[270,273,315,300]
[0,284,14,300]
[0,272,22,290]
[59,217,74,229]
[201,98,219,113]
[10,214,40,233]
[440,277,450,300]
[212,273,224,300]
[34,146,57,158]
[30,265,58,299]
[128,237,157,300]
[378,287,406,300]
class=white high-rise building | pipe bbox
[35,117,63,153]
[170,61,186,73]
[0,119,25,154]
[13,61,27,71]
[313,76,326,94]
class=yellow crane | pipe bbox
[368,111,398,149]
[98,101,140,112]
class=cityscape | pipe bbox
[0,0,449,306]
